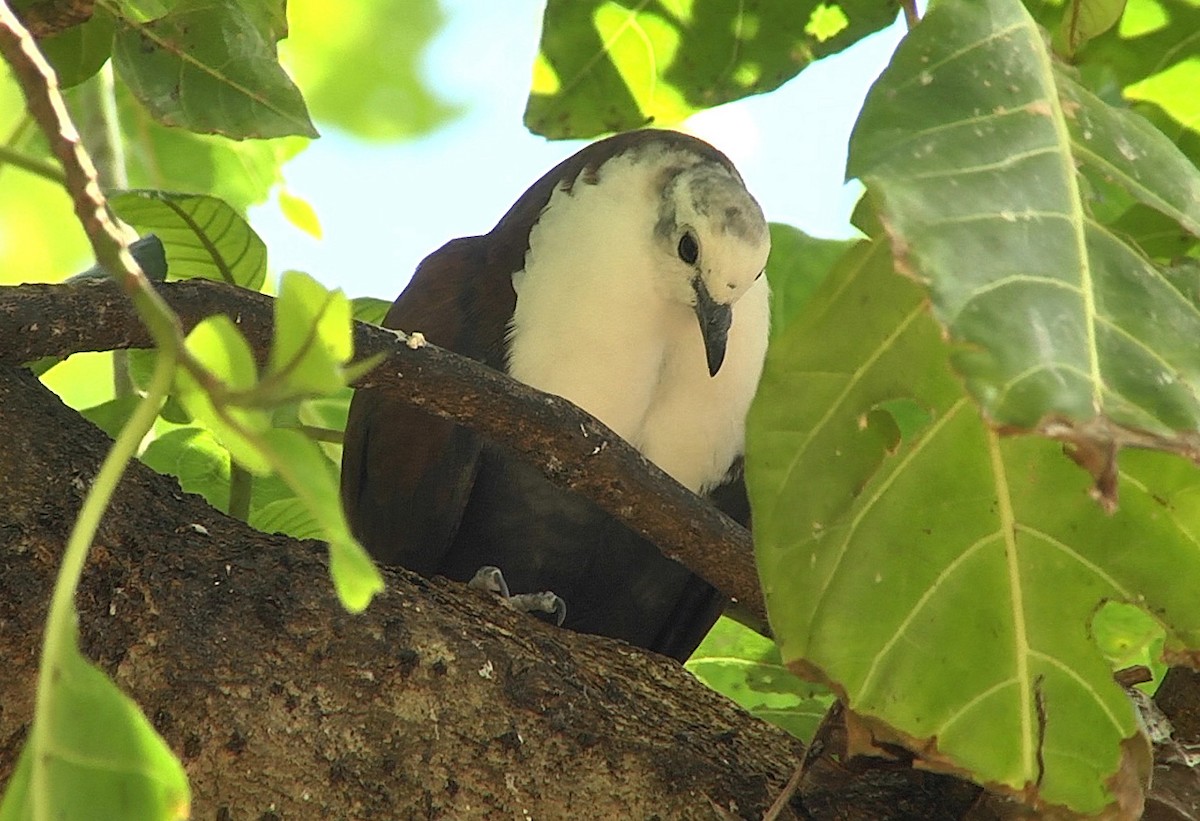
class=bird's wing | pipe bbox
[340,236,515,572]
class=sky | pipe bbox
[249,1,909,301]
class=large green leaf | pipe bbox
[847,0,1200,504]
[747,236,1200,813]
[525,0,900,139]
[110,191,267,290]
[112,0,318,139]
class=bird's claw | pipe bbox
[468,565,567,626]
[469,565,511,598]
[507,591,568,627]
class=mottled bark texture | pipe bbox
[0,365,800,818]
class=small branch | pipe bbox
[0,278,768,627]
[900,0,919,29]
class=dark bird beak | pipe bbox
[692,275,732,377]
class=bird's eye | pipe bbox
[755,269,764,281]
[677,232,699,265]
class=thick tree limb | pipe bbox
[0,365,798,817]
[0,278,766,626]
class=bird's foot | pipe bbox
[468,565,567,626]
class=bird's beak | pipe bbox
[692,275,732,377]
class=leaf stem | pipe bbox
[30,344,177,817]
[901,0,919,29]
[0,142,67,184]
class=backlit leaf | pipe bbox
[110,191,267,290]
[526,0,899,139]
[0,648,189,820]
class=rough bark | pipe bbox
[0,278,765,629]
[0,365,798,819]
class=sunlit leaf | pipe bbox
[277,188,322,239]
[848,0,1200,491]
[140,426,295,515]
[268,270,354,396]
[110,191,268,290]
[249,497,322,540]
[112,0,318,139]
[174,315,271,474]
[80,395,142,438]
[263,428,383,612]
[0,648,189,820]
[351,296,392,326]
[526,0,899,138]
[687,617,833,741]
[110,80,304,210]
[747,236,1200,814]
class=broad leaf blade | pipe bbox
[268,271,354,397]
[110,191,268,290]
[746,236,1200,814]
[112,0,318,139]
[525,0,899,139]
[847,0,1200,497]
[174,315,272,474]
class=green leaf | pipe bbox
[297,389,351,462]
[525,0,899,139]
[263,429,383,612]
[1032,0,1200,175]
[351,296,393,326]
[0,648,189,820]
[174,315,271,474]
[111,80,305,210]
[80,396,143,438]
[109,190,268,290]
[268,270,354,397]
[847,0,1200,488]
[277,188,322,238]
[1056,0,1127,56]
[112,0,318,139]
[249,497,322,540]
[141,426,231,510]
[1092,601,1167,690]
[687,617,833,741]
[283,0,459,140]
[38,9,116,88]
[747,237,1200,813]
[140,426,294,515]
[765,223,856,339]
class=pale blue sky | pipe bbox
[250,2,908,300]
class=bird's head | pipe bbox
[650,156,770,377]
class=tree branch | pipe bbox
[0,277,767,627]
[0,364,800,818]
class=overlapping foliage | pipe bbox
[2,0,1199,818]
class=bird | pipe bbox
[340,129,770,661]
